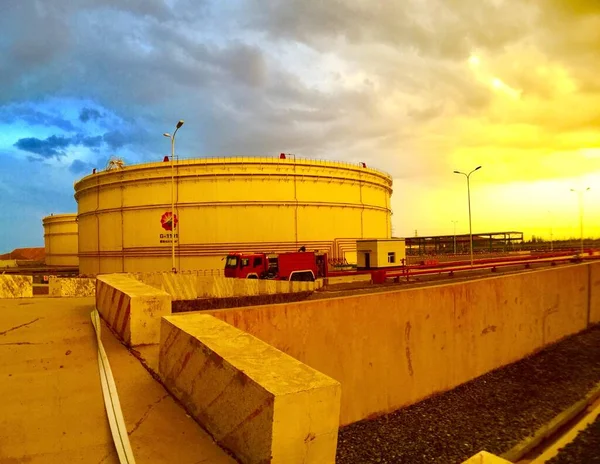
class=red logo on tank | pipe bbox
[160,211,178,231]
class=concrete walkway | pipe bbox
[0,296,236,463]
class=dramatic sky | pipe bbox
[1,0,599,252]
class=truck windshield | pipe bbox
[225,256,238,268]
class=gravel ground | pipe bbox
[547,413,600,463]
[336,325,600,464]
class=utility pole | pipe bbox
[453,166,482,266]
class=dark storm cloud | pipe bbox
[0,105,75,131]
[15,133,105,159]
[102,130,127,150]
[1,0,414,168]
[79,107,102,122]
[14,135,72,159]
[242,0,534,59]
[1,0,599,179]
[76,134,104,148]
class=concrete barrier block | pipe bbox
[257,280,268,295]
[163,272,197,300]
[133,272,199,300]
[49,277,96,297]
[136,273,320,300]
[244,279,260,296]
[264,280,278,295]
[274,280,290,294]
[159,314,341,464]
[211,277,234,298]
[195,276,214,298]
[295,281,311,292]
[0,275,33,298]
[231,279,247,297]
[96,274,171,346]
[258,279,280,295]
[461,451,513,463]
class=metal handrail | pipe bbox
[385,253,600,280]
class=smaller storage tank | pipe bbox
[43,213,79,267]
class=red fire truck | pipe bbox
[224,250,328,281]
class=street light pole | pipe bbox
[453,166,482,266]
[451,220,458,255]
[163,120,185,273]
[570,187,591,255]
[281,153,298,248]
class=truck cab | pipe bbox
[224,252,267,279]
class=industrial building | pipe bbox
[42,213,79,267]
[356,238,406,269]
[73,156,393,275]
[405,231,524,255]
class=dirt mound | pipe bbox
[0,247,45,261]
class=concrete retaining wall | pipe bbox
[133,271,322,300]
[159,314,341,463]
[0,275,33,298]
[96,274,171,346]
[49,277,96,297]
[207,264,592,425]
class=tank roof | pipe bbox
[42,213,78,222]
[73,155,393,187]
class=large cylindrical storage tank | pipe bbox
[74,156,393,275]
[42,213,79,267]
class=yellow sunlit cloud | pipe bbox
[395,44,600,241]
[468,54,481,67]
[468,55,521,100]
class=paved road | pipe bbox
[0,296,235,463]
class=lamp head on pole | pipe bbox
[163,133,171,138]
[475,165,482,171]
[176,120,184,129]
[453,170,461,174]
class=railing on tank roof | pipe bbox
[173,155,393,178]
[87,155,392,180]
